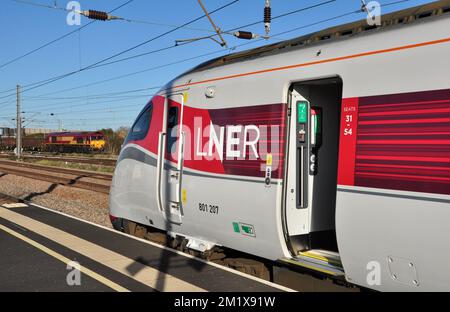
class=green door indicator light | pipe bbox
[297,101,308,123]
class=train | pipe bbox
[109,1,450,291]
[0,131,106,153]
[45,131,106,152]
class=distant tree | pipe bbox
[99,126,129,155]
[116,126,129,139]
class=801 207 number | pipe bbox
[199,203,219,214]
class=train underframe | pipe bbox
[110,216,356,291]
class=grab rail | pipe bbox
[156,131,166,213]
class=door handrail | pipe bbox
[156,131,166,213]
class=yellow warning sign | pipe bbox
[266,153,273,166]
[182,189,187,204]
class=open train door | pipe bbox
[156,93,185,225]
[284,90,314,238]
[281,78,344,277]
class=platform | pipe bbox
[0,202,292,292]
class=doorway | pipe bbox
[284,77,343,254]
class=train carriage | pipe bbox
[109,1,450,291]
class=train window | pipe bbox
[167,106,179,153]
[126,104,153,142]
[167,107,178,130]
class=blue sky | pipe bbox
[0,0,435,131]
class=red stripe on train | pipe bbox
[346,88,450,195]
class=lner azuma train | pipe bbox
[109,1,450,291]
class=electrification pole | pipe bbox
[16,84,22,159]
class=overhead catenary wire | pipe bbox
[0,0,336,104]
[0,0,411,111]
[24,94,151,101]
[80,0,241,72]
[269,0,411,40]
[24,94,151,103]
[12,0,224,34]
[11,0,124,20]
[10,0,69,12]
[1,47,230,104]
[0,0,240,100]
[23,86,160,100]
[29,103,151,116]
[23,94,153,111]
[137,0,408,68]
[0,87,156,110]
[62,0,337,70]
[17,4,370,115]
[0,1,136,104]
[2,0,413,130]
[0,2,374,110]
[3,0,335,95]
[0,0,333,99]
[96,0,410,73]
[186,0,336,44]
[121,18,221,34]
[175,0,335,44]
[0,0,135,72]
[0,0,334,102]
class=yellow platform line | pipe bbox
[0,223,129,292]
[299,251,342,267]
[0,208,206,292]
[281,258,340,277]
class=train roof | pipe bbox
[47,131,104,137]
[185,0,450,75]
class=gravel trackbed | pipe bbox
[0,172,111,228]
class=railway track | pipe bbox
[0,193,20,205]
[0,153,117,167]
[0,159,112,181]
[0,161,111,194]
